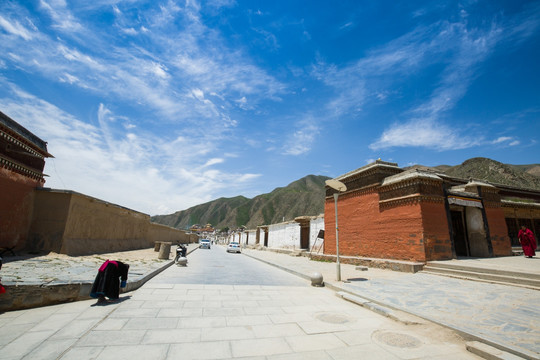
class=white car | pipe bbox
[199,239,211,249]
[227,242,241,253]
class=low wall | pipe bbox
[28,189,191,255]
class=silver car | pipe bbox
[199,239,211,249]
[227,242,241,253]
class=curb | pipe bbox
[0,247,198,312]
[242,251,537,360]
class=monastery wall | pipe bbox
[421,201,452,261]
[28,189,188,255]
[0,168,41,250]
[325,190,428,262]
[485,206,512,256]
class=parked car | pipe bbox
[199,239,211,249]
[227,242,241,253]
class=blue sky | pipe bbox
[1,1,539,216]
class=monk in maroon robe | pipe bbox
[90,260,129,303]
[518,226,537,258]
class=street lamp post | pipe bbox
[325,179,347,282]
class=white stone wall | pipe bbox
[244,229,257,246]
[309,215,325,254]
[242,215,325,252]
[239,231,248,246]
[267,221,301,250]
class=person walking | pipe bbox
[518,225,537,258]
[90,260,129,303]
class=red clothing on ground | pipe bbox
[518,228,537,257]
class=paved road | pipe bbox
[150,245,307,286]
[0,247,481,359]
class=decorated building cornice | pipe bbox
[325,183,379,200]
[501,199,540,210]
[378,169,444,204]
[379,193,445,209]
[0,111,52,158]
[327,160,402,196]
[0,154,46,181]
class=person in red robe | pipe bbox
[90,260,129,303]
[518,226,537,258]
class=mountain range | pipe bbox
[151,157,540,230]
[151,174,329,230]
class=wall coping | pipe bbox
[380,169,443,187]
[335,160,400,181]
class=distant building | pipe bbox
[324,160,540,262]
[189,223,215,235]
[201,223,215,233]
[0,111,52,252]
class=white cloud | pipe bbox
[0,15,33,40]
[203,158,224,167]
[493,136,512,144]
[149,62,169,79]
[0,1,285,131]
[283,120,320,156]
[59,72,79,84]
[121,27,138,35]
[492,136,520,147]
[0,83,263,214]
[237,173,261,182]
[369,119,479,151]
[39,0,83,32]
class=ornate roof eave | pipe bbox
[0,154,47,181]
[325,183,379,200]
[379,169,443,189]
[501,199,540,209]
[0,111,53,158]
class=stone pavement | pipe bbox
[0,246,483,360]
[241,249,540,360]
[0,245,538,359]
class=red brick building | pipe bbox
[324,160,540,262]
[0,111,52,252]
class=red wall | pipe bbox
[0,168,42,250]
[325,191,429,262]
[324,190,453,262]
[420,202,452,260]
[485,206,512,256]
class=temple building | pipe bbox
[324,160,540,262]
[0,111,52,253]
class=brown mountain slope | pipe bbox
[153,158,540,230]
[443,157,540,190]
[151,175,330,230]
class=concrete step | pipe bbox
[425,261,540,280]
[422,265,540,290]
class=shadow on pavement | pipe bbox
[91,295,132,307]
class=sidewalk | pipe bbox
[241,248,540,360]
